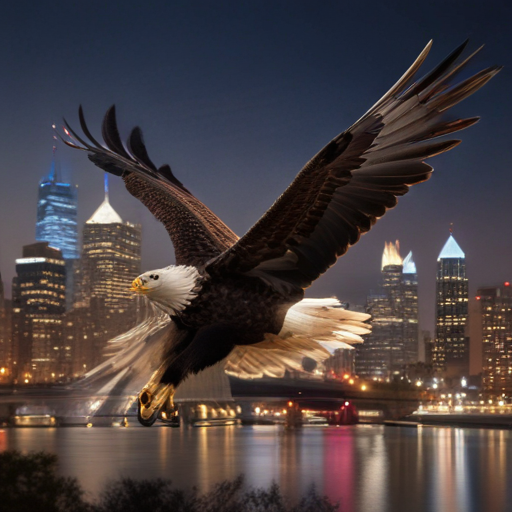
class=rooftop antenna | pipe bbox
[49,122,60,183]
[104,173,109,202]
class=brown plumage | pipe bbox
[61,40,500,425]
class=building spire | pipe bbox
[104,173,109,202]
[87,175,123,224]
[438,233,465,259]
[47,125,61,183]
[381,240,403,270]
[402,251,417,274]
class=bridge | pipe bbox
[0,376,422,427]
[229,376,422,422]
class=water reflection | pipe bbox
[3,425,512,512]
[359,428,387,512]
[324,428,355,511]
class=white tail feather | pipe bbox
[225,298,371,379]
[280,298,370,343]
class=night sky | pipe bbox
[0,1,510,334]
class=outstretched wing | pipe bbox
[206,41,500,290]
[60,106,238,266]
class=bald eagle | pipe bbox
[62,41,499,426]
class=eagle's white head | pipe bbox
[130,265,202,316]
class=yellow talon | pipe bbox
[138,383,174,422]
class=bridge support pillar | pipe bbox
[285,401,302,428]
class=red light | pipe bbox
[505,282,510,287]
[475,296,481,300]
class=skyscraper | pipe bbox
[75,180,142,369]
[11,242,66,383]
[402,252,419,364]
[433,234,469,377]
[36,147,78,309]
[382,241,404,317]
[81,191,142,313]
[477,283,512,397]
[356,241,420,378]
[356,288,403,378]
[0,272,9,381]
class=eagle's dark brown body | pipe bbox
[178,273,303,344]
[158,276,302,389]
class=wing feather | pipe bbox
[62,107,238,266]
[207,41,499,290]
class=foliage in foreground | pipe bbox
[0,451,88,512]
[0,450,339,512]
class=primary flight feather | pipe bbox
[62,40,500,426]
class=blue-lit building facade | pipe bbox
[36,151,78,309]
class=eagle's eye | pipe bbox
[154,275,159,280]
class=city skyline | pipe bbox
[0,147,509,341]
[0,2,510,337]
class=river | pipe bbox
[1,424,512,512]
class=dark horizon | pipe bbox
[0,1,510,335]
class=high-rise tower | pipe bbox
[0,272,9,381]
[36,146,78,309]
[80,181,141,312]
[356,241,404,378]
[356,241,420,378]
[11,242,66,383]
[76,177,142,369]
[382,241,404,317]
[402,252,419,364]
[477,283,512,397]
[433,234,469,377]
[36,147,79,259]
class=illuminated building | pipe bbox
[75,181,142,369]
[81,189,141,312]
[382,241,404,317]
[11,242,66,383]
[0,273,11,381]
[324,342,355,378]
[477,283,512,396]
[35,148,78,309]
[402,251,419,364]
[356,241,420,378]
[356,288,403,378]
[433,234,469,377]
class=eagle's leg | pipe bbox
[137,326,195,427]
[137,325,238,427]
[137,381,174,427]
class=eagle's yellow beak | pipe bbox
[130,277,149,294]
